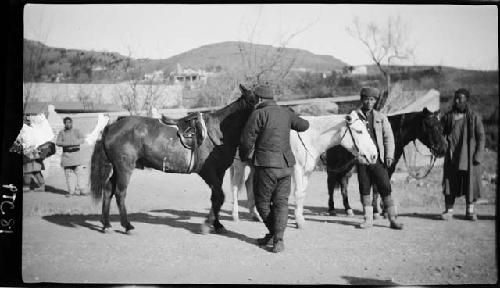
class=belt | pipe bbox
[63,146,80,153]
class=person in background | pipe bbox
[353,87,403,230]
[22,115,46,192]
[440,88,485,221]
[56,117,87,197]
[240,83,310,253]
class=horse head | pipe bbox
[239,84,259,108]
[341,111,379,165]
[417,107,447,157]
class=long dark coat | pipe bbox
[441,108,485,202]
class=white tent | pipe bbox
[380,83,440,116]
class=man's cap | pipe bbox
[360,87,380,99]
[455,88,470,99]
[254,84,274,99]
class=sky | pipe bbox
[24,4,498,70]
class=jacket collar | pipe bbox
[256,100,277,109]
[356,108,382,121]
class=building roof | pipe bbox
[24,101,122,114]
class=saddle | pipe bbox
[161,112,207,150]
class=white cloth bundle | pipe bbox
[16,114,54,154]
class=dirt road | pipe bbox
[22,167,496,285]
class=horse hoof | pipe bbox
[346,209,355,217]
[296,221,306,229]
[101,227,112,234]
[215,226,228,234]
[200,223,211,235]
[328,210,337,216]
[232,215,239,222]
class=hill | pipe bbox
[23,39,347,83]
[144,41,347,73]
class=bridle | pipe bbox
[320,118,364,173]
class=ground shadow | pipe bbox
[43,208,257,245]
[399,212,496,221]
[454,214,496,221]
[44,185,67,195]
[342,276,399,285]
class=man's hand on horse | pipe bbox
[385,158,393,168]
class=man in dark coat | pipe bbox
[440,88,485,221]
[354,87,403,230]
[240,83,310,253]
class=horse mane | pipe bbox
[209,94,247,120]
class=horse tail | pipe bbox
[90,134,112,204]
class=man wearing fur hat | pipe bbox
[353,87,403,230]
[240,83,310,253]
[440,88,485,221]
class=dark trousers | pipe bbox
[445,171,473,208]
[23,172,45,189]
[357,161,392,198]
[253,166,293,242]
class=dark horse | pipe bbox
[321,108,447,216]
[90,84,258,234]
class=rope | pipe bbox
[297,131,314,168]
[402,141,437,180]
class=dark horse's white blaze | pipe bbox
[90,85,258,234]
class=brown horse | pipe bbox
[322,108,447,216]
[90,84,258,234]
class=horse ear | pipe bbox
[422,107,431,114]
[345,114,352,124]
[239,84,248,95]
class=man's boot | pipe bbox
[465,203,477,221]
[272,239,285,253]
[382,195,403,230]
[358,206,374,229]
[387,206,403,230]
[441,195,455,220]
[257,233,273,246]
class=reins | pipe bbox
[399,113,437,180]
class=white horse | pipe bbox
[229,110,379,228]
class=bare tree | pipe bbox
[237,8,317,98]
[347,15,415,101]
[195,71,240,108]
[115,48,143,115]
[141,78,166,117]
[76,84,94,111]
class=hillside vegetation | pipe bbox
[24,39,346,83]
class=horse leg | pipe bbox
[293,166,309,229]
[212,171,227,234]
[245,167,262,222]
[229,164,243,222]
[327,172,336,216]
[114,168,134,233]
[372,186,382,220]
[101,174,115,233]
[341,175,354,216]
[201,171,227,234]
